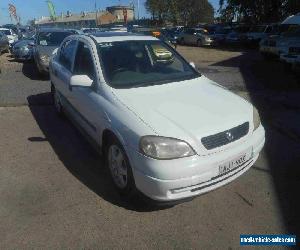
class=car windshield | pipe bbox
[97,40,199,88]
[37,31,73,46]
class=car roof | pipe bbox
[37,28,75,33]
[88,32,158,43]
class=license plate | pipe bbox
[218,152,251,176]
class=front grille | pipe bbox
[289,47,300,54]
[201,122,249,150]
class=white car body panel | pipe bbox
[50,33,265,202]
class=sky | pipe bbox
[0,0,220,25]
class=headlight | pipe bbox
[253,107,261,131]
[40,54,50,64]
[140,136,195,160]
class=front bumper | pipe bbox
[129,125,265,202]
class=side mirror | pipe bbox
[190,62,196,69]
[70,75,93,88]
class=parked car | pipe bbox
[33,28,77,75]
[0,28,18,47]
[161,28,181,45]
[131,28,175,47]
[260,15,300,58]
[11,39,35,61]
[276,28,300,56]
[211,27,232,45]
[178,28,214,46]
[225,31,242,45]
[49,32,265,203]
[0,32,9,54]
[279,41,300,65]
[244,24,277,45]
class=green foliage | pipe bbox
[219,0,300,24]
[145,0,214,25]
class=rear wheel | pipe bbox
[105,135,136,197]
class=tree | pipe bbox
[145,0,214,25]
[218,0,300,24]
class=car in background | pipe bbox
[245,24,277,45]
[260,14,300,58]
[279,41,300,66]
[225,31,242,45]
[178,28,214,46]
[0,32,9,54]
[49,32,265,203]
[211,27,232,45]
[161,28,181,45]
[276,28,300,55]
[0,28,18,47]
[11,38,35,61]
[33,28,78,75]
[131,27,175,47]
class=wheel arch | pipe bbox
[101,128,127,155]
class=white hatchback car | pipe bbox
[49,33,265,203]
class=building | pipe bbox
[106,5,135,22]
[35,5,134,28]
[35,11,117,28]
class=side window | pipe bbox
[73,42,96,80]
[59,40,77,71]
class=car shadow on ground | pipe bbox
[27,93,170,212]
[211,51,300,237]
[22,61,49,81]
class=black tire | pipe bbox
[197,39,203,47]
[51,84,64,116]
[105,135,137,198]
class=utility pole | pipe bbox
[95,0,98,27]
[137,0,140,23]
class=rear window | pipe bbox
[37,31,73,46]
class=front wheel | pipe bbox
[106,136,136,197]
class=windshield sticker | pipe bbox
[40,40,47,46]
[99,43,113,48]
